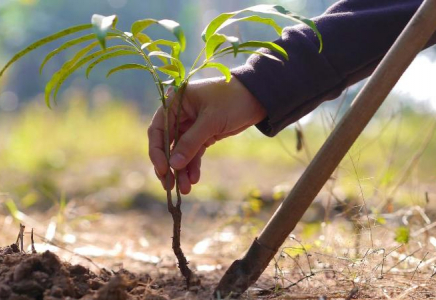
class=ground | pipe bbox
[1,208,436,300]
[1,102,436,299]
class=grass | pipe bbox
[1,92,436,299]
[0,91,435,211]
[0,95,148,173]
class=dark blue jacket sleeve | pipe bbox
[231,0,436,137]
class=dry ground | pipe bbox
[1,208,436,300]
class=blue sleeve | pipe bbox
[232,0,435,136]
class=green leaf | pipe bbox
[131,19,157,36]
[86,49,139,78]
[376,216,387,225]
[148,51,185,79]
[148,50,177,61]
[39,33,118,74]
[245,50,283,63]
[72,41,101,63]
[141,39,181,59]
[205,34,239,59]
[40,34,95,74]
[92,14,118,49]
[136,33,167,64]
[135,32,152,44]
[228,37,240,57]
[45,45,129,107]
[157,19,186,52]
[5,198,20,220]
[50,41,100,81]
[54,45,133,98]
[216,47,284,63]
[131,18,186,52]
[0,24,92,77]
[155,64,180,78]
[201,62,231,82]
[122,31,133,38]
[282,244,313,258]
[202,12,234,42]
[206,34,226,59]
[219,15,283,36]
[395,226,410,244]
[286,13,323,52]
[106,63,150,78]
[301,222,321,238]
[201,4,322,52]
[162,79,175,86]
[239,41,288,60]
[141,39,180,50]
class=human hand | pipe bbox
[148,76,267,194]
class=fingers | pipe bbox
[165,147,205,193]
[170,116,213,170]
[187,146,205,184]
[148,105,177,176]
[148,106,168,177]
[155,168,175,190]
[177,168,191,194]
[156,147,205,193]
[149,131,168,177]
[149,108,207,192]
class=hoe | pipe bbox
[215,0,436,297]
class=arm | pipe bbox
[232,0,435,136]
[149,0,435,191]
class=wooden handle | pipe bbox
[215,0,436,297]
[258,0,436,249]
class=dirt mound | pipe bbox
[0,244,156,300]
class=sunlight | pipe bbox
[394,51,436,109]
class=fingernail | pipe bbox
[170,153,186,169]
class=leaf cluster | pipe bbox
[0,4,322,108]
[0,5,322,286]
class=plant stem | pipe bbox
[163,82,197,287]
[115,28,197,287]
[112,29,166,102]
[163,109,173,206]
[189,48,205,74]
[174,82,187,207]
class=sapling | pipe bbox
[0,4,321,288]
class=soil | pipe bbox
[1,211,436,300]
[0,244,217,300]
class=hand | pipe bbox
[148,76,267,194]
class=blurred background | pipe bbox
[0,0,436,281]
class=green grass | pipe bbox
[0,93,435,211]
[0,97,148,173]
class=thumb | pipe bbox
[170,116,213,170]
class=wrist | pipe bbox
[229,75,267,124]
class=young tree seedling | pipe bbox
[0,4,321,288]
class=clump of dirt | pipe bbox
[0,244,159,300]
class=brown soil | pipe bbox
[0,244,216,300]
[2,212,436,300]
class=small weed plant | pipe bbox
[0,4,321,286]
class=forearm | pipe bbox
[232,0,435,137]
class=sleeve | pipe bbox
[231,0,436,137]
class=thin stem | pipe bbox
[133,39,166,105]
[186,59,210,82]
[163,109,174,211]
[189,47,205,74]
[111,29,166,105]
[174,82,187,207]
[164,81,197,287]
[111,29,197,287]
